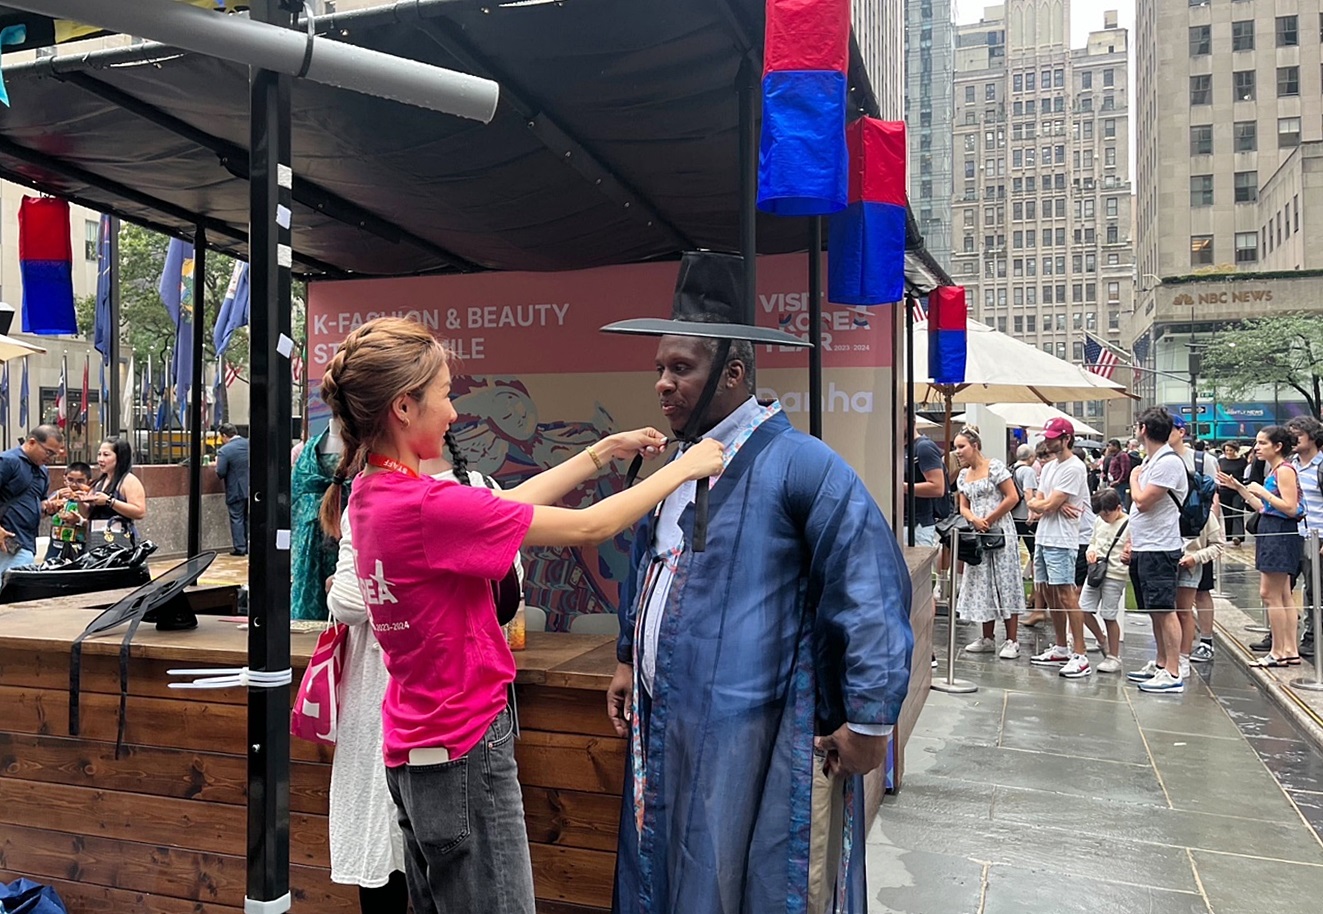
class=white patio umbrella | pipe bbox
[0,333,45,362]
[983,402,1103,437]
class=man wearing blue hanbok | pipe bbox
[601,252,915,914]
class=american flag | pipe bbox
[909,297,927,323]
[290,350,305,385]
[1132,332,1151,365]
[1084,334,1120,379]
[224,361,243,388]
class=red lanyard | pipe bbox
[367,452,420,478]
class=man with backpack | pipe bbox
[1125,407,1191,693]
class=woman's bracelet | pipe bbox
[585,445,604,471]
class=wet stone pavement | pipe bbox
[870,614,1323,913]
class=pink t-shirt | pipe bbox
[349,470,533,766]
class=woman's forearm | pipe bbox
[505,442,610,506]
[525,460,697,547]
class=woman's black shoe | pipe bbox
[1250,634,1273,652]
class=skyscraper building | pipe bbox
[953,2,1134,435]
[905,0,957,267]
[1131,0,1323,433]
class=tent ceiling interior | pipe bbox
[0,0,949,289]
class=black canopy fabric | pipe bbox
[0,0,949,289]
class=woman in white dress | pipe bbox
[953,427,1026,658]
[325,432,523,912]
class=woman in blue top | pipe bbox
[1219,425,1302,666]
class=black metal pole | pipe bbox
[107,216,121,438]
[808,218,823,439]
[737,56,758,326]
[247,1,294,909]
[188,225,206,557]
[905,293,918,547]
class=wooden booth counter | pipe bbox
[0,547,935,914]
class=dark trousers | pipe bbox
[358,871,408,914]
[226,499,248,554]
[1221,489,1245,540]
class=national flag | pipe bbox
[159,238,195,416]
[155,352,171,432]
[213,261,249,356]
[18,357,29,428]
[93,214,113,365]
[910,297,927,324]
[757,0,850,216]
[827,117,907,305]
[18,197,78,335]
[1133,333,1152,365]
[291,349,305,385]
[212,357,228,427]
[77,354,89,429]
[927,286,967,384]
[55,358,67,429]
[224,361,242,388]
[0,362,9,432]
[1084,333,1121,380]
[99,360,107,432]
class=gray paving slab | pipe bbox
[1191,850,1323,912]
[999,690,1151,765]
[979,862,1209,914]
[864,838,985,914]
[1126,689,1246,741]
[1146,730,1298,821]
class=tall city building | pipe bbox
[905,0,957,266]
[952,2,1135,436]
[1131,0,1323,435]
[856,0,907,119]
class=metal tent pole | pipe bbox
[108,216,122,438]
[808,219,823,439]
[905,293,917,547]
[188,224,206,557]
[246,2,294,910]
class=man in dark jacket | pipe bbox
[214,423,249,556]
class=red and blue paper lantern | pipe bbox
[757,0,851,216]
[827,117,908,305]
[18,196,77,335]
[927,285,967,384]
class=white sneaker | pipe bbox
[1138,669,1185,693]
[965,637,996,653]
[1097,656,1123,673]
[1030,645,1072,666]
[1060,654,1092,678]
[1179,655,1191,682]
[1126,660,1159,682]
[998,640,1021,660]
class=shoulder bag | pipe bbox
[290,619,348,746]
[1085,518,1128,589]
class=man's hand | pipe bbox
[1061,502,1083,519]
[815,724,888,777]
[607,662,634,737]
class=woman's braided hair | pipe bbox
[444,430,471,487]
[318,317,448,536]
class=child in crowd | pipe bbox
[43,461,92,561]
[1079,487,1128,672]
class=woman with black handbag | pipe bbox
[953,428,1025,659]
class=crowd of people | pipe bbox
[905,406,1323,693]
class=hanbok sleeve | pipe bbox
[615,518,651,664]
[791,446,915,727]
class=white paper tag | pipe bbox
[277,334,295,357]
[91,519,109,534]
[278,164,293,188]
[277,244,292,268]
[276,529,291,550]
[276,205,291,229]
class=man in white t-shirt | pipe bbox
[1125,407,1190,694]
[1027,418,1093,678]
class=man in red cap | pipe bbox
[1026,417,1093,678]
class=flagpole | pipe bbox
[108,215,122,439]
[61,350,68,445]
[188,224,206,557]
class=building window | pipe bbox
[1279,116,1302,147]
[986,83,997,100]
[1232,20,1255,50]
[1234,171,1258,203]
[1103,69,1114,88]
[1013,73,1023,92]
[1278,66,1300,97]
[1013,316,1024,333]
[965,85,975,103]
[1104,146,1116,166]
[1072,284,1083,303]
[1105,197,1119,218]
[1190,75,1212,106]
[1190,235,1214,265]
[1081,96,1094,112]
[1084,121,1094,139]
[1027,314,1037,332]
[1295,193,1300,232]
[1286,202,1292,237]
[84,220,98,261]
[1234,121,1257,151]
[1109,311,1120,330]
[1190,175,1214,206]
[1083,199,1095,218]
[1073,342,1085,361]
[1054,69,1064,88]
[1233,70,1255,101]
[1081,71,1093,89]
[1103,119,1116,138]
[1190,125,1213,155]
[1277,15,1299,46]
[1106,224,1119,244]
[1107,281,1120,302]
[1235,232,1259,263]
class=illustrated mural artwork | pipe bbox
[307,254,894,630]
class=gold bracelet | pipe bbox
[585,445,604,470]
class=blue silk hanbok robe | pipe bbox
[613,411,914,914]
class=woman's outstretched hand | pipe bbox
[603,428,669,460]
[676,438,726,480]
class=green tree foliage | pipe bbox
[1200,314,1323,417]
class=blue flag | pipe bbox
[99,360,108,431]
[18,357,28,428]
[94,215,113,365]
[159,238,195,416]
[0,362,9,431]
[213,261,249,356]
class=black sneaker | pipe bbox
[1250,634,1273,652]
[1302,638,1315,659]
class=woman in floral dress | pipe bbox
[954,427,1026,659]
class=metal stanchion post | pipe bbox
[932,527,978,694]
[1292,530,1323,692]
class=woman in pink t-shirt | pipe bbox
[318,318,723,914]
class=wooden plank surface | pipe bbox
[516,686,617,738]
[529,844,616,910]
[514,633,614,686]
[543,640,620,691]
[515,731,627,795]
[522,786,622,852]
[0,648,251,705]
[0,870,243,914]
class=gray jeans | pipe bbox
[385,706,535,914]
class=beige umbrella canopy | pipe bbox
[0,333,45,362]
[911,319,1131,405]
[983,402,1103,437]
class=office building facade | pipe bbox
[905,0,957,267]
